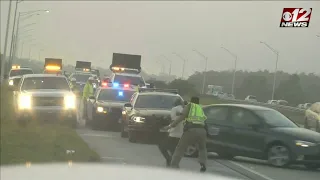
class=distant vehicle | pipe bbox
[201,104,320,169]
[304,102,320,131]
[110,72,146,87]
[86,83,136,130]
[303,103,312,109]
[267,100,278,104]
[276,100,289,106]
[120,88,183,143]
[207,85,223,96]
[9,65,33,78]
[11,74,77,127]
[69,72,98,92]
[244,95,257,102]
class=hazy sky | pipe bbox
[1,1,319,77]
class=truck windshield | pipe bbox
[114,75,144,86]
[21,77,70,90]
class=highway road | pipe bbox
[76,128,320,180]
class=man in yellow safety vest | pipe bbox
[163,96,207,172]
[82,77,94,123]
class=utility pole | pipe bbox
[221,46,237,95]
[192,49,208,94]
[1,0,13,78]
[172,52,187,79]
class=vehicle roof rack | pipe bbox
[138,88,178,94]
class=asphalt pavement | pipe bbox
[76,127,320,180]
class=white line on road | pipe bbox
[79,134,116,138]
[228,161,275,180]
[101,157,125,160]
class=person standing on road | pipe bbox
[158,98,185,167]
[82,77,94,125]
[163,96,207,172]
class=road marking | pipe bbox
[228,161,275,180]
[101,156,125,160]
[79,133,116,138]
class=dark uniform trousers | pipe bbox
[170,127,207,168]
[158,135,180,162]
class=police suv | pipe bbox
[109,67,146,87]
[8,65,33,86]
[86,82,136,130]
[12,74,77,127]
[120,88,183,142]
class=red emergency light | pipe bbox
[124,84,129,88]
[102,82,108,87]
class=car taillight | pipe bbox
[102,82,107,86]
[124,84,129,88]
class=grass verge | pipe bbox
[0,85,100,165]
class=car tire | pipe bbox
[267,144,291,168]
[128,131,137,143]
[304,164,320,170]
[184,144,198,157]
[121,125,128,138]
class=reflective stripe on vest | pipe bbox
[185,103,206,125]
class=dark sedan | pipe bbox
[86,87,136,130]
[200,104,320,169]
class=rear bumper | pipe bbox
[17,106,76,120]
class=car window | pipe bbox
[134,94,181,109]
[255,110,298,128]
[114,75,145,86]
[204,107,228,123]
[231,108,260,126]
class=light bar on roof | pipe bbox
[12,65,20,69]
[45,65,61,70]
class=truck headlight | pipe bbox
[132,116,145,123]
[295,140,316,147]
[18,94,31,109]
[64,95,76,109]
[8,80,14,86]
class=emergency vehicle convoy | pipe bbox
[11,74,77,127]
[43,58,63,74]
[8,65,34,87]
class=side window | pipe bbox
[204,107,229,123]
[231,108,260,126]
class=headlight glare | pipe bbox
[8,80,14,86]
[132,116,145,123]
[64,95,76,109]
[18,94,31,109]
[295,140,316,147]
[97,106,104,112]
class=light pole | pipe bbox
[38,49,44,61]
[260,41,279,100]
[172,52,187,79]
[1,0,13,78]
[20,38,36,58]
[221,46,237,95]
[192,49,208,94]
[10,9,49,66]
[161,55,172,76]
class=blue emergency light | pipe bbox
[118,91,124,96]
[113,83,119,87]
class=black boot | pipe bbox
[200,163,206,172]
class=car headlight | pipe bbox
[64,95,76,109]
[132,116,145,123]
[8,80,14,86]
[18,94,31,109]
[97,106,105,113]
[295,140,316,147]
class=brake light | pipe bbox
[102,82,107,87]
[124,84,129,88]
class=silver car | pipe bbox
[12,74,77,127]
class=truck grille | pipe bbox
[145,116,171,127]
[110,108,122,119]
[32,97,64,106]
